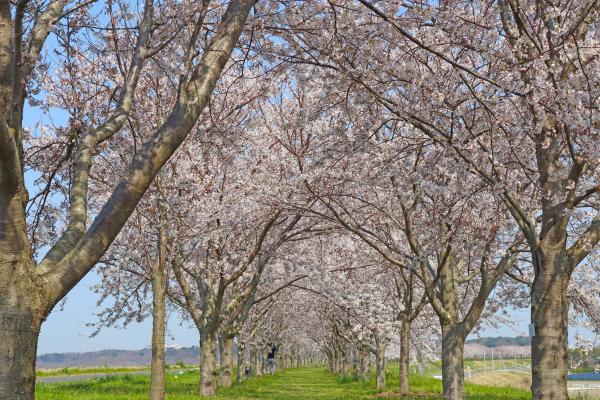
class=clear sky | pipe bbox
[38,270,200,355]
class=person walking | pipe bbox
[267,344,278,374]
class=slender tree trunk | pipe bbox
[375,343,387,390]
[200,330,218,396]
[342,344,352,376]
[149,252,166,400]
[0,307,41,400]
[399,320,411,395]
[219,336,234,388]
[237,344,246,383]
[254,346,263,376]
[358,348,370,381]
[531,248,569,400]
[441,324,466,400]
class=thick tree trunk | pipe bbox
[441,324,466,400]
[399,320,411,395]
[357,348,370,381]
[219,336,234,388]
[530,250,569,400]
[375,343,387,390]
[0,178,42,400]
[0,308,41,400]
[200,331,218,396]
[149,255,166,400]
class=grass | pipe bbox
[468,370,531,391]
[37,366,149,377]
[36,367,532,399]
[37,363,194,377]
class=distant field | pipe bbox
[469,370,531,390]
[36,367,531,400]
[37,367,149,377]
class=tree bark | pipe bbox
[0,200,44,400]
[399,320,411,395]
[358,348,370,381]
[219,335,234,388]
[237,344,246,383]
[149,251,166,400]
[254,346,263,376]
[530,249,569,400]
[441,324,466,400]
[0,308,41,400]
[200,331,218,396]
[375,343,387,390]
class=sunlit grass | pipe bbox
[36,367,532,399]
[37,366,149,377]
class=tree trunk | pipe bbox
[149,254,166,400]
[531,251,569,400]
[375,343,387,390]
[0,308,41,400]
[237,344,246,383]
[254,346,263,376]
[200,331,218,396]
[399,320,411,395]
[0,186,43,400]
[358,348,370,381]
[441,324,466,400]
[219,336,234,388]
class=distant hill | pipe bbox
[37,346,200,369]
[466,336,530,348]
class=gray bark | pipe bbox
[200,331,218,396]
[219,336,234,388]
[254,346,263,376]
[399,320,411,395]
[0,308,40,400]
[149,234,167,400]
[375,342,387,390]
[357,348,371,381]
[237,344,246,383]
[441,324,466,400]
[530,246,569,400]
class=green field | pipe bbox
[37,366,149,377]
[36,367,531,399]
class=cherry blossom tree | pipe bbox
[269,2,600,398]
[0,0,255,396]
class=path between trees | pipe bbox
[226,368,377,399]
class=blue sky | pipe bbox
[38,270,200,354]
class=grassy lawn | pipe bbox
[36,367,531,399]
[37,366,149,377]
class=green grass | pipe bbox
[37,366,149,377]
[36,367,532,399]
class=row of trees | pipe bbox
[0,0,599,400]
